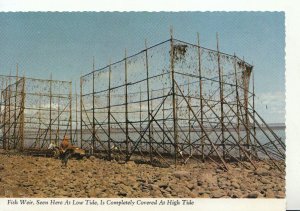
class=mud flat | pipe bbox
[0,150,285,198]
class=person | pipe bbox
[48,141,56,150]
[60,135,72,152]
[48,141,60,158]
[59,136,73,167]
[89,143,94,156]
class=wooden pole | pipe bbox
[8,76,11,149]
[75,90,78,144]
[69,81,73,144]
[3,81,7,150]
[80,77,83,149]
[197,33,204,161]
[252,66,257,156]
[124,50,129,160]
[243,58,251,152]
[19,77,25,151]
[108,61,112,160]
[49,74,52,146]
[170,27,178,167]
[162,84,165,151]
[216,33,225,160]
[234,54,241,159]
[188,78,192,156]
[145,40,153,163]
[92,57,95,154]
[13,64,18,148]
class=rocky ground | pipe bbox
[0,150,285,198]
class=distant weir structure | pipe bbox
[80,32,285,171]
[0,32,285,172]
[0,73,73,152]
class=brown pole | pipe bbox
[243,58,251,152]
[252,65,257,156]
[188,78,191,156]
[108,61,112,160]
[145,40,153,163]
[20,77,25,151]
[92,57,95,154]
[234,54,241,159]
[197,33,204,161]
[14,64,18,148]
[69,81,73,145]
[49,74,52,147]
[8,76,11,149]
[3,81,7,150]
[80,77,83,149]
[124,50,129,160]
[170,27,178,167]
[216,33,225,160]
[162,84,165,151]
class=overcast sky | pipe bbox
[0,12,285,123]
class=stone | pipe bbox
[247,191,260,198]
[230,190,243,198]
[265,190,275,198]
[157,182,168,189]
[89,156,96,161]
[173,171,190,180]
[216,169,223,173]
[231,182,240,189]
[260,178,270,184]
[275,191,285,198]
[255,168,269,176]
[212,190,226,198]
[118,190,127,197]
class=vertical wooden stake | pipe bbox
[234,54,241,159]
[170,27,178,167]
[197,33,205,161]
[80,77,83,149]
[108,61,112,160]
[124,50,129,160]
[69,81,73,145]
[49,74,52,146]
[145,40,153,163]
[216,33,225,160]
[92,57,95,154]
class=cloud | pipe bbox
[255,91,285,123]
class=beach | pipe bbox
[0,150,285,198]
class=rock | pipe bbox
[275,191,285,198]
[149,184,160,191]
[260,178,270,184]
[229,190,243,198]
[173,171,190,180]
[0,165,4,171]
[89,156,96,161]
[199,193,210,198]
[255,168,269,176]
[157,182,168,189]
[216,169,223,173]
[118,190,127,197]
[212,190,226,198]
[231,182,240,189]
[189,192,198,198]
[265,190,275,198]
[247,191,260,198]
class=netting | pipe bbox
[81,38,285,171]
[0,75,72,150]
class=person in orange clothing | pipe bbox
[60,135,72,152]
[59,135,73,167]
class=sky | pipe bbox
[0,12,285,123]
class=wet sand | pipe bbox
[0,150,285,198]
